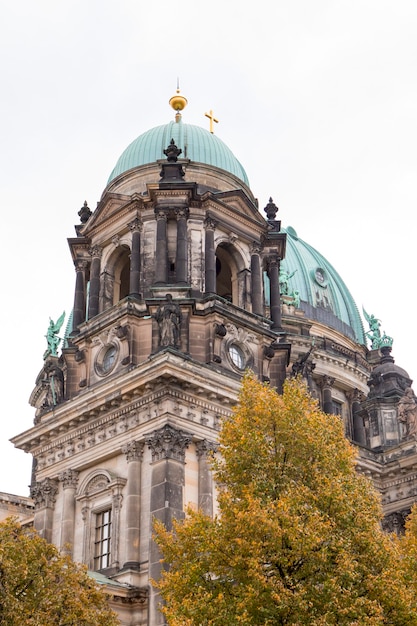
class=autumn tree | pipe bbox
[0,517,119,626]
[155,374,417,625]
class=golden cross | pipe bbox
[205,109,219,133]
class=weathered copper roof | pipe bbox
[108,118,249,185]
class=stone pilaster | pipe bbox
[122,441,144,570]
[195,439,217,516]
[146,424,191,626]
[58,469,79,555]
[30,477,58,542]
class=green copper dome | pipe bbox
[108,118,249,186]
[280,226,366,344]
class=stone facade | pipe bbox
[9,120,417,625]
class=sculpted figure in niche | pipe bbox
[155,294,182,348]
[398,387,417,439]
[43,362,64,409]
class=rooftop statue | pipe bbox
[44,312,65,360]
[279,267,297,296]
[363,307,393,349]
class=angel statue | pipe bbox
[279,267,297,296]
[363,307,382,349]
[363,307,393,350]
[44,312,65,359]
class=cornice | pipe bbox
[13,353,237,456]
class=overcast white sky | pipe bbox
[1,0,416,496]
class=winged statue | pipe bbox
[362,307,382,349]
[44,311,66,359]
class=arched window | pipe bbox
[111,246,131,304]
[77,471,126,573]
[215,242,247,307]
[216,244,236,302]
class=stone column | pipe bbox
[30,477,58,543]
[88,246,102,319]
[146,424,191,626]
[350,389,367,445]
[129,217,142,299]
[320,375,336,414]
[154,209,168,285]
[251,244,263,315]
[122,441,144,570]
[267,256,282,331]
[204,216,217,294]
[58,469,79,556]
[72,258,88,334]
[175,208,188,285]
[195,440,217,517]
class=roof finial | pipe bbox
[169,81,188,122]
[205,109,219,133]
[264,197,278,221]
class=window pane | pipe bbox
[94,509,112,570]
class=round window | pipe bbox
[95,344,118,376]
[313,267,327,287]
[102,345,117,372]
[229,344,245,369]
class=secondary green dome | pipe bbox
[108,118,249,186]
[280,226,365,344]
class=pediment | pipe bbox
[205,189,267,229]
[79,192,141,236]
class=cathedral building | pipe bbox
[9,90,417,625]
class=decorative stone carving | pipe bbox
[318,375,336,389]
[215,323,227,337]
[382,509,410,534]
[58,469,79,489]
[291,345,316,378]
[263,197,278,221]
[122,440,145,462]
[128,216,143,232]
[30,477,58,509]
[398,388,417,439]
[154,295,182,348]
[85,474,110,495]
[204,215,217,231]
[146,424,191,462]
[78,200,92,224]
[195,439,218,459]
[89,245,102,259]
[164,138,182,161]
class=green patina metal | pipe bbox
[107,119,249,186]
[44,312,65,360]
[277,227,366,344]
[363,308,393,349]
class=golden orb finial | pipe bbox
[169,87,188,115]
